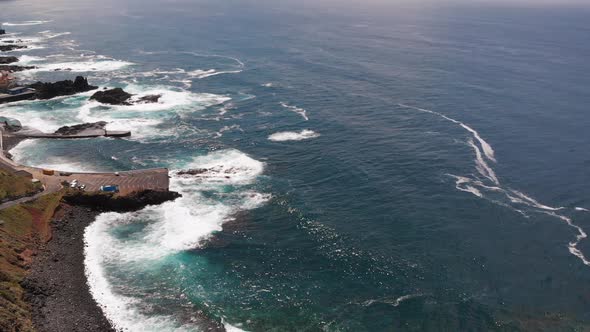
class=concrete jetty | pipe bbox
[0,90,36,104]
[0,125,167,196]
[10,126,131,139]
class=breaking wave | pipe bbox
[28,59,133,73]
[268,129,320,141]
[84,149,268,331]
[398,103,590,267]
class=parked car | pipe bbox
[100,185,119,193]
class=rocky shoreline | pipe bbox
[21,204,115,332]
[0,45,27,52]
[21,190,181,332]
[30,76,98,100]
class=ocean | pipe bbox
[2,0,590,330]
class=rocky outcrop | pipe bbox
[137,94,161,103]
[53,121,107,135]
[0,56,18,64]
[177,168,208,176]
[29,76,98,100]
[89,88,133,105]
[0,65,35,72]
[0,45,26,52]
[89,88,162,105]
[0,29,5,35]
[62,190,181,212]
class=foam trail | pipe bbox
[39,31,71,39]
[392,294,423,307]
[398,104,496,162]
[280,102,309,121]
[400,103,589,267]
[3,20,52,26]
[575,207,589,212]
[183,52,245,68]
[188,69,242,79]
[361,294,424,307]
[509,190,565,211]
[468,139,499,185]
[449,175,483,198]
[268,129,320,142]
[544,212,590,266]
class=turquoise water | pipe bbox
[2,0,590,330]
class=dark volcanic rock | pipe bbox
[89,87,133,105]
[137,94,161,103]
[0,64,35,72]
[29,76,98,100]
[54,121,107,135]
[0,29,5,35]
[21,205,116,332]
[63,190,181,212]
[177,168,208,176]
[0,44,26,52]
[0,56,18,64]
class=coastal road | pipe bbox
[0,191,45,210]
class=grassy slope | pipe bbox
[0,192,62,332]
[0,170,41,202]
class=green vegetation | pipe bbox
[0,170,41,202]
[0,192,62,332]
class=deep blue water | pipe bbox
[2,0,590,330]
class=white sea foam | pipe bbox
[85,150,269,330]
[508,190,564,211]
[398,104,495,162]
[449,175,483,198]
[399,103,589,267]
[215,124,243,137]
[16,55,45,64]
[1,83,228,142]
[76,85,230,140]
[575,207,589,212]
[468,139,499,185]
[183,52,245,68]
[361,294,424,307]
[85,218,195,331]
[268,129,320,142]
[187,69,242,79]
[39,31,71,39]
[280,102,309,121]
[3,20,52,26]
[29,59,133,72]
[135,52,244,82]
[223,321,248,332]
